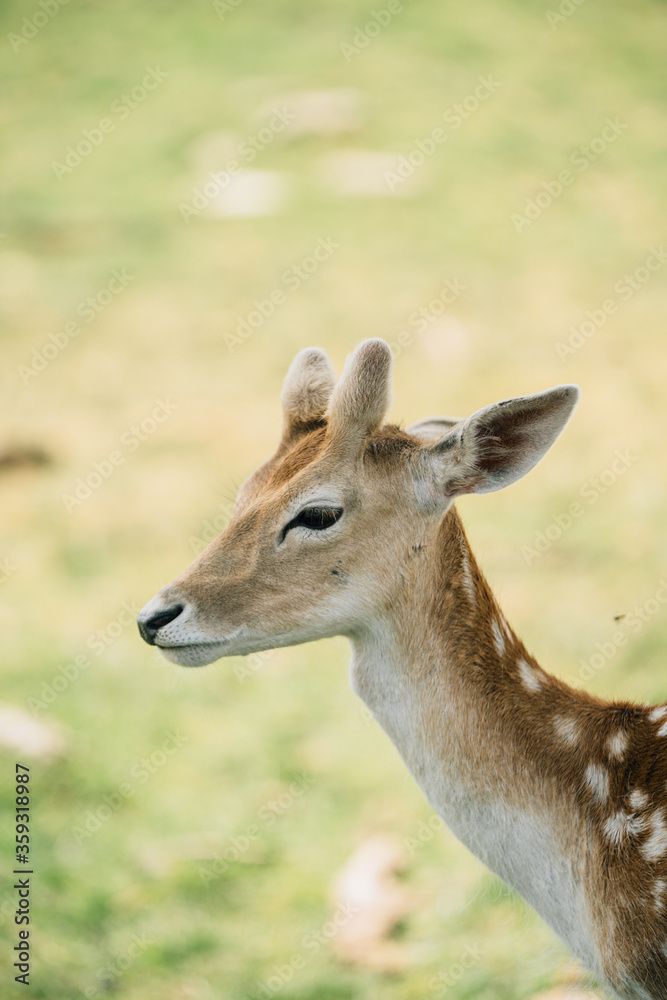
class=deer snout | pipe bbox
[137,597,186,645]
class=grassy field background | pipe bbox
[1,0,667,997]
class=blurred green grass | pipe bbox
[1,0,667,997]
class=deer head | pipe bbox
[137,339,579,666]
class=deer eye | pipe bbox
[284,506,343,537]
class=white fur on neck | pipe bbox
[348,629,600,978]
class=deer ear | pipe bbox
[407,415,464,440]
[280,347,336,444]
[326,339,393,452]
[423,385,580,498]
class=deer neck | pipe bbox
[348,506,602,974]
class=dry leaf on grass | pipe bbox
[330,833,416,972]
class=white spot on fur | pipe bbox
[491,618,506,658]
[658,720,667,738]
[629,789,649,812]
[518,658,543,693]
[654,879,666,912]
[650,706,667,723]
[554,715,579,746]
[585,763,609,803]
[606,730,628,760]
[460,549,476,605]
[603,810,647,848]
[641,809,667,862]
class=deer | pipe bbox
[138,339,667,999]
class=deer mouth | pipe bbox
[156,637,237,667]
[154,624,265,666]
[155,621,333,667]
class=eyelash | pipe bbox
[282,506,343,539]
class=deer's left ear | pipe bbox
[280,347,336,444]
[420,385,581,499]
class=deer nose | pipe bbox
[137,603,184,645]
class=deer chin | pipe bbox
[157,621,342,667]
[153,623,280,666]
[158,640,234,667]
[154,624,253,666]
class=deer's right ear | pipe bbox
[418,384,580,503]
[280,347,336,445]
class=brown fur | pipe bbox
[427,511,667,996]
[140,341,667,999]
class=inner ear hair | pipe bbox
[407,415,464,440]
[432,384,581,497]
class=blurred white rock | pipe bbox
[207,170,289,217]
[256,88,366,139]
[319,149,417,197]
[0,702,66,758]
[137,831,224,877]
